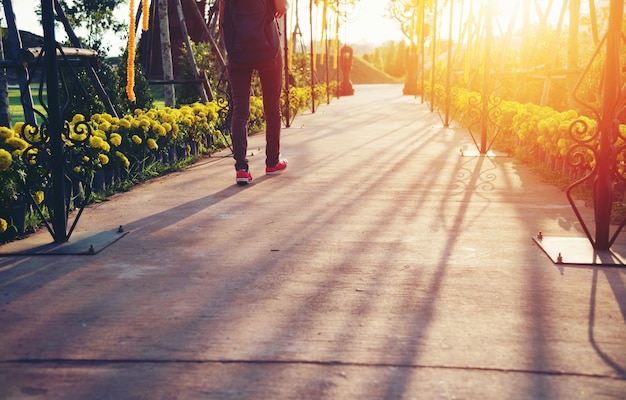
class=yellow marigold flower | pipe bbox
[147,138,158,150]
[73,166,82,173]
[155,125,167,137]
[83,155,90,162]
[0,126,13,139]
[162,122,172,132]
[134,109,143,116]
[109,133,122,146]
[172,124,179,135]
[94,129,107,139]
[139,118,151,129]
[13,121,25,134]
[25,148,38,161]
[99,154,110,165]
[6,137,29,151]
[70,132,87,142]
[72,114,86,124]
[98,121,112,131]
[565,110,578,120]
[118,119,132,129]
[116,151,130,168]
[0,218,7,234]
[0,148,12,171]
[33,191,45,205]
[89,136,111,152]
[132,135,142,144]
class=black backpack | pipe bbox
[222,0,280,64]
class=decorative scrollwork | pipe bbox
[16,122,51,196]
[466,92,482,127]
[487,94,502,124]
[214,83,231,133]
[568,118,598,144]
[465,91,502,154]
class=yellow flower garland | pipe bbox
[126,0,136,101]
[142,0,150,31]
[127,0,151,102]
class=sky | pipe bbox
[6,0,405,57]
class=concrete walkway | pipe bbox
[0,85,625,399]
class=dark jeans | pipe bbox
[228,53,283,171]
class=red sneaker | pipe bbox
[266,160,288,175]
[236,169,253,185]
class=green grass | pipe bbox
[8,86,47,124]
[149,85,166,109]
[9,84,163,122]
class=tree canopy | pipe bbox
[55,0,126,54]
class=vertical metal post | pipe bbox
[443,0,453,127]
[429,0,438,112]
[283,14,291,128]
[419,0,425,104]
[480,0,493,155]
[325,32,330,104]
[594,0,623,250]
[335,0,340,99]
[42,0,68,242]
[309,0,315,113]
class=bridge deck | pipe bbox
[1,84,625,399]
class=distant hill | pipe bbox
[314,55,403,85]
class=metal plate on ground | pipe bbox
[533,236,626,266]
[458,146,508,158]
[0,230,128,256]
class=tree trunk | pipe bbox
[158,0,176,107]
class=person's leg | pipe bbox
[256,54,283,168]
[228,63,254,171]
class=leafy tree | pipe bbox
[117,51,154,113]
[55,0,126,55]
[177,40,218,105]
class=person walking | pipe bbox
[221,0,289,185]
